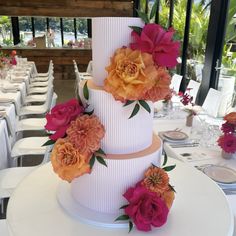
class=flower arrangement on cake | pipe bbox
[104,3,180,118]
[44,3,177,233]
[43,86,107,182]
[115,155,175,232]
[217,112,236,158]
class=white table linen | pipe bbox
[6,161,234,236]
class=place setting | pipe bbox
[158,129,199,148]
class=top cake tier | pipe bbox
[92,17,144,86]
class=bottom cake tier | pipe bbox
[71,135,162,214]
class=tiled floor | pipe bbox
[54,79,76,104]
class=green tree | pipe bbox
[0,16,11,41]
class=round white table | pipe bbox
[6,160,234,236]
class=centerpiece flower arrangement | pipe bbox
[104,1,180,118]
[178,88,198,126]
[43,85,107,182]
[0,50,17,78]
[217,112,236,159]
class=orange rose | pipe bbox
[143,67,171,102]
[66,114,105,156]
[104,48,155,102]
[224,112,236,125]
[51,138,91,182]
[142,166,170,194]
[162,189,175,209]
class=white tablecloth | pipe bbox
[154,116,236,235]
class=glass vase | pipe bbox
[221,150,236,160]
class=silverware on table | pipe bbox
[170,142,199,148]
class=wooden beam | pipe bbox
[0,1,133,17]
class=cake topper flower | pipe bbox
[130,24,180,68]
[104,1,180,119]
[115,154,176,232]
[44,83,107,182]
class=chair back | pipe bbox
[217,76,235,117]
[41,145,52,164]
[170,74,182,93]
[44,85,54,112]
[86,60,93,74]
[0,220,9,236]
[50,93,58,109]
[187,80,200,103]
[202,88,223,117]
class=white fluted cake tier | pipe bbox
[71,135,162,214]
[92,17,144,86]
[79,80,153,154]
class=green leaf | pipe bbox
[119,204,129,210]
[162,153,168,166]
[89,154,96,169]
[96,156,107,167]
[136,9,150,24]
[139,100,151,113]
[162,164,176,172]
[123,100,135,107]
[129,26,142,35]
[42,139,56,146]
[115,214,130,222]
[83,81,89,100]
[169,184,176,193]
[128,221,134,233]
[84,109,94,116]
[95,148,106,156]
[128,103,140,119]
[150,0,158,20]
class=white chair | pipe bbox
[10,136,50,167]
[86,60,92,74]
[186,80,201,103]
[29,80,50,88]
[19,86,53,117]
[195,63,204,82]
[27,75,54,95]
[202,88,223,117]
[170,74,182,93]
[16,92,57,133]
[16,118,47,133]
[33,60,53,78]
[0,220,9,236]
[0,148,51,214]
[217,76,235,117]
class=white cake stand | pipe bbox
[6,160,234,236]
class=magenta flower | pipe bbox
[218,133,236,153]
[45,99,84,140]
[221,122,235,134]
[123,185,169,232]
[130,23,180,68]
[180,93,193,106]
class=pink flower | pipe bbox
[123,185,169,232]
[45,99,84,140]
[130,24,180,68]
[221,122,235,134]
[180,93,193,106]
[11,57,17,65]
[218,133,236,153]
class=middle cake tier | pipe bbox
[79,80,153,154]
